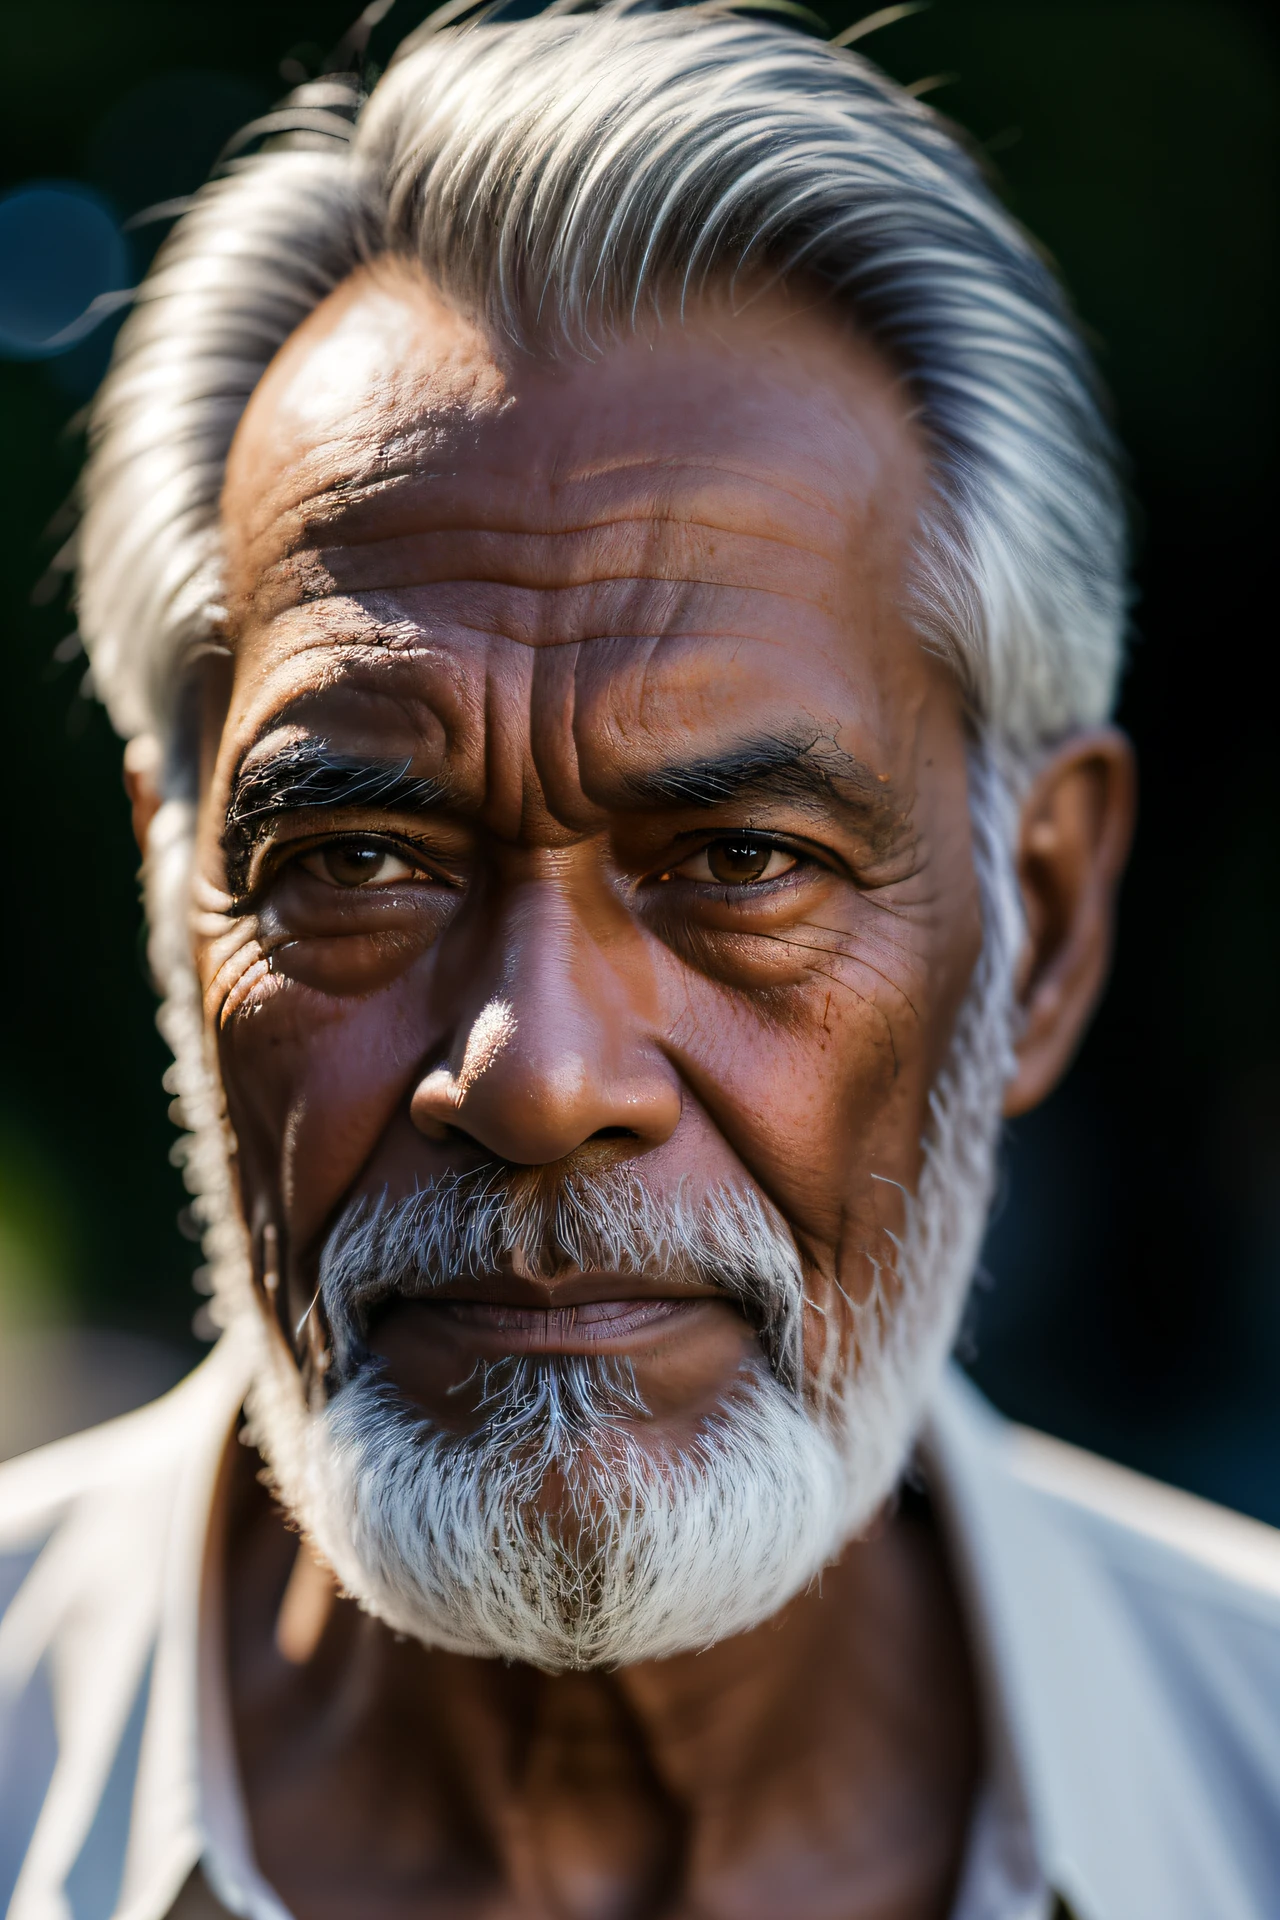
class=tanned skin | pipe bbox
[128,262,1133,1920]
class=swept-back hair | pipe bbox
[77,0,1126,786]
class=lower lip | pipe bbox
[371,1296,718,1357]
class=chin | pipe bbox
[245,1309,951,1669]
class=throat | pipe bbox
[513,1672,685,1920]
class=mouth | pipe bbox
[362,1273,736,1359]
[412,1294,718,1355]
[355,1271,773,1430]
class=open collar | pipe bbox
[925,1368,1262,1920]
[116,1328,289,1920]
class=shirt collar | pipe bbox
[115,1325,286,1920]
[925,1367,1260,1920]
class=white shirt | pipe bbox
[3,1325,1279,1919]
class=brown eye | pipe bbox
[304,843,417,888]
[707,839,774,883]
[671,839,798,885]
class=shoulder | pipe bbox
[0,1362,207,1558]
[0,1339,249,1915]
[0,1335,250,1623]
[0,1363,213,1722]
[1005,1422,1280,1740]
[1006,1419,1280,1635]
[936,1367,1280,1651]
[931,1372,1280,1913]
[1007,1419,1280,1864]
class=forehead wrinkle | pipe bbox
[234,437,866,597]
[536,447,863,510]
[242,576,847,660]
[240,486,852,624]
[223,271,929,650]
[233,470,864,645]
[253,548,842,626]
[300,511,840,578]
[227,387,920,658]
[294,456,856,544]
[232,563,853,690]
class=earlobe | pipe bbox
[1003,727,1136,1117]
[123,733,164,860]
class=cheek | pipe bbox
[663,916,944,1372]
[215,959,438,1250]
[672,939,931,1224]
[269,928,433,995]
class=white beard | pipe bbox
[149,743,1021,1671]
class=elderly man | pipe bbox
[3,3,1279,1916]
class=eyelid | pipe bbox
[244,824,456,895]
[299,841,420,886]
[649,830,831,887]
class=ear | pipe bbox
[1003,727,1136,1117]
[123,733,164,859]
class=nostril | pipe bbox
[591,1126,639,1141]
[411,1103,482,1147]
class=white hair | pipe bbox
[76,0,1125,781]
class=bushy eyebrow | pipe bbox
[221,727,903,895]
[223,742,448,893]
[622,729,902,845]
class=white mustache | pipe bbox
[317,1166,807,1391]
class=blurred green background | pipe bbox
[0,0,1277,1509]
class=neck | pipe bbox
[226,1442,981,1920]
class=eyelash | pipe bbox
[654,834,813,888]
[249,831,444,893]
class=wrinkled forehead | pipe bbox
[213,262,943,813]
[221,259,927,606]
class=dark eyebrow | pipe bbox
[223,742,447,894]
[623,729,900,841]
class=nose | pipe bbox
[409,888,681,1166]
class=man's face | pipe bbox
[199,262,982,1487]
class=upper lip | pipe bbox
[414,1271,728,1310]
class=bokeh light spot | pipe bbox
[0,184,127,360]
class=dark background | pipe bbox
[1,1,1276,1514]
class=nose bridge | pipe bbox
[412,866,680,1165]
[495,873,625,1076]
